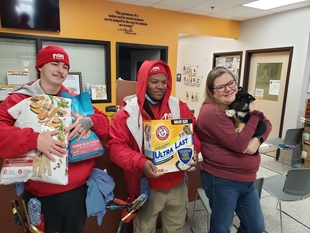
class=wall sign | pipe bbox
[103,10,149,35]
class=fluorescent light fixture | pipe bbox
[243,0,307,10]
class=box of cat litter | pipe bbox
[143,118,194,173]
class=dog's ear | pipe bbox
[238,87,249,98]
[248,94,256,102]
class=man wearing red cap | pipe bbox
[0,45,110,233]
[107,60,201,233]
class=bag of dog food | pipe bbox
[61,91,104,163]
[0,95,71,185]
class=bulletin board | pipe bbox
[212,51,242,83]
[254,63,282,101]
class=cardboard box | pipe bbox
[304,125,310,134]
[304,159,310,168]
[303,130,310,143]
[302,141,310,160]
[144,118,194,173]
[303,125,310,143]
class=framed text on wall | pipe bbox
[63,72,82,94]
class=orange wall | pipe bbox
[0,0,240,111]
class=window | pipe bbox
[0,37,37,83]
[0,33,111,103]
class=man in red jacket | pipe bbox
[0,45,110,233]
[106,60,201,233]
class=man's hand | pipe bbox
[65,112,94,142]
[142,160,164,178]
[187,150,198,171]
[37,131,66,162]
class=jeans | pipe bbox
[200,169,265,233]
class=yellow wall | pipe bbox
[0,0,240,112]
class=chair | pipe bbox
[105,105,117,112]
[265,128,303,174]
[191,187,212,232]
[191,178,264,232]
[263,168,310,233]
[105,105,117,122]
[255,177,264,199]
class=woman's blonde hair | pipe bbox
[202,66,236,110]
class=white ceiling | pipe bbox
[107,0,310,21]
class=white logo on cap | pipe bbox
[150,66,161,72]
[53,53,65,60]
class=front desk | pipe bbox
[0,151,202,233]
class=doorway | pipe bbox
[243,47,294,139]
[116,43,168,81]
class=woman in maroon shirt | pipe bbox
[196,66,272,233]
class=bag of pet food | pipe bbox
[0,95,71,185]
[61,91,104,163]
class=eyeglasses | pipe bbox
[213,80,237,92]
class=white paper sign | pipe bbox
[269,80,280,95]
[255,88,264,98]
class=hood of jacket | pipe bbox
[136,60,172,120]
[10,79,72,97]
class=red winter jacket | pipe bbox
[0,80,109,196]
[106,60,201,197]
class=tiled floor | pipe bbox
[157,153,310,233]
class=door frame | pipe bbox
[116,42,168,81]
[243,47,294,137]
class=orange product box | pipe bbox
[143,118,194,173]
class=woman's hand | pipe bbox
[65,112,94,142]
[243,137,260,154]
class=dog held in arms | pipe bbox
[225,86,266,137]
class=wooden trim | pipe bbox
[116,42,168,82]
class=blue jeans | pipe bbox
[200,169,265,233]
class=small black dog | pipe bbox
[225,86,266,137]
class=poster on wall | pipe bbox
[269,80,280,95]
[176,73,181,82]
[63,72,82,94]
[215,57,225,67]
[213,52,242,82]
[91,85,107,100]
[255,63,282,101]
